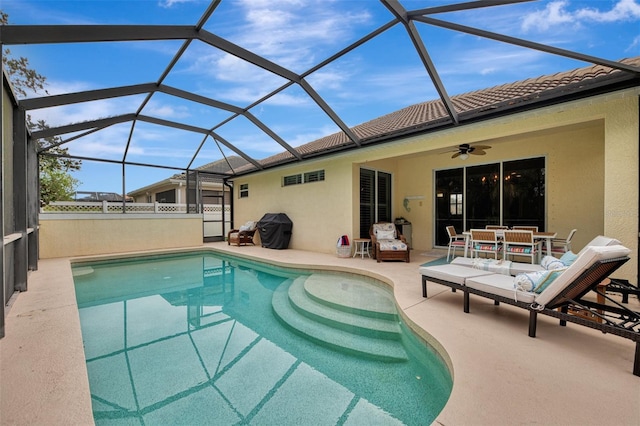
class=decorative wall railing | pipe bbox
[41,201,230,215]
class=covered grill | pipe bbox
[257,213,293,249]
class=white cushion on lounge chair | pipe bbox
[466,274,537,304]
[577,235,621,256]
[419,264,494,285]
[534,244,631,307]
[452,256,544,276]
[509,262,545,275]
[450,257,473,267]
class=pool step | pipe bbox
[303,273,398,320]
[289,277,401,340]
[272,277,407,362]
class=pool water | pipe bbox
[72,251,452,425]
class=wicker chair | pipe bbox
[369,222,410,263]
[227,221,257,246]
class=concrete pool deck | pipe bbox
[1,242,639,425]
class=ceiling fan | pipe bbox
[451,143,491,159]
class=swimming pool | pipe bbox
[72,251,452,425]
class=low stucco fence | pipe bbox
[38,214,204,259]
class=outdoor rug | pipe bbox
[420,256,450,267]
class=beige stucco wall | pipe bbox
[39,215,203,258]
[232,88,639,282]
[396,121,605,253]
[232,159,353,250]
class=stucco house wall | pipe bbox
[231,88,639,283]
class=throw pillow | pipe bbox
[239,221,255,232]
[514,270,548,292]
[376,230,395,240]
[513,269,565,293]
[560,251,578,266]
[533,269,565,293]
[540,255,565,270]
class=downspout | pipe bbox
[224,178,233,238]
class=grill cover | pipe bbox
[257,213,293,249]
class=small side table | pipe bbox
[353,238,371,259]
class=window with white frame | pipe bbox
[283,170,325,186]
[239,183,249,198]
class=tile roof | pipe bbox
[170,155,251,182]
[240,57,640,173]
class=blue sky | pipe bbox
[2,0,639,194]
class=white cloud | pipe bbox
[182,1,373,107]
[284,124,339,147]
[522,1,578,32]
[158,0,199,9]
[142,101,191,119]
[522,0,640,32]
[576,0,640,22]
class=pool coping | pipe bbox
[2,243,639,425]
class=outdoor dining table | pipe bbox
[462,230,557,258]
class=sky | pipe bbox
[1,0,639,194]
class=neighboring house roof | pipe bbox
[129,156,249,195]
[170,155,251,182]
[234,56,640,175]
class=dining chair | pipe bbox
[485,225,508,230]
[550,229,577,257]
[512,225,538,232]
[470,229,502,259]
[502,230,542,264]
[446,226,466,261]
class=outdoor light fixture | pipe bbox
[458,153,469,160]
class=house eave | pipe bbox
[229,75,640,180]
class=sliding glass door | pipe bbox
[435,157,545,246]
[466,163,501,230]
[503,157,545,229]
[434,169,464,246]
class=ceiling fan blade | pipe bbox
[451,152,461,159]
[473,145,492,150]
[471,150,487,155]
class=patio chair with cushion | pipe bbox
[446,225,466,262]
[451,235,623,276]
[550,228,577,257]
[512,225,538,232]
[503,230,542,264]
[227,221,257,246]
[471,229,502,259]
[419,239,640,376]
[369,222,410,263]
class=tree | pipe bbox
[2,11,82,204]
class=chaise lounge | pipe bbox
[420,237,640,376]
